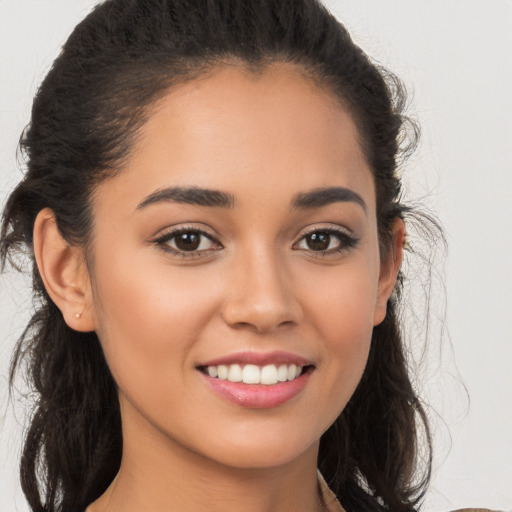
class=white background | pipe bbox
[1,1,511,511]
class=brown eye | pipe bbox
[155,228,220,255]
[294,228,357,255]
[305,232,331,251]
[174,232,201,251]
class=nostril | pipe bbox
[230,319,296,333]
[232,321,253,330]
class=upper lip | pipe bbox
[198,351,312,368]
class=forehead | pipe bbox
[96,63,375,213]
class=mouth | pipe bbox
[197,363,311,385]
[196,352,315,408]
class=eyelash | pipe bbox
[153,227,221,258]
[293,227,359,257]
[152,226,358,259]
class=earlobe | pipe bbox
[33,208,95,332]
[373,218,405,326]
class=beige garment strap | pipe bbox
[450,509,505,512]
[318,471,344,512]
[317,474,503,512]
[86,470,501,512]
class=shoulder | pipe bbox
[449,509,506,512]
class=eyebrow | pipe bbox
[136,186,235,210]
[136,185,366,213]
[291,186,367,213]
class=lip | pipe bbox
[199,350,311,367]
[199,367,313,409]
[197,351,314,408]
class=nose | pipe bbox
[221,248,302,333]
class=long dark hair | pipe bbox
[1,1,436,511]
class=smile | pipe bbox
[197,353,314,408]
[200,363,305,385]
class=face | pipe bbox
[85,64,398,470]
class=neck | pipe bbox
[88,405,326,512]
[91,448,324,512]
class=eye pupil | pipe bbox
[307,232,330,251]
[175,232,201,251]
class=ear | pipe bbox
[33,208,96,332]
[373,218,405,326]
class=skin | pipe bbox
[34,63,403,512]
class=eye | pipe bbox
[153,228,221,256]
[294,228,357,254]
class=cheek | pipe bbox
[298,257,379,409]
[89,247,219,385]
[319,278,375,373]
[302,254,379,341]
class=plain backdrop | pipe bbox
[1,1,511,511]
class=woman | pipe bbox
[0,0,457,511]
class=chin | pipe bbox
[193,430,320,470]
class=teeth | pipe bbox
[227,364,242,382]
[242,364,260,384]
[204,363,305,385]
[260,364,278,385]
[287,364,298,380]
[217,365,228,380]
[277,364,288,382]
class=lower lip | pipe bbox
[200,370,312,409]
